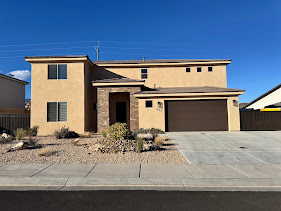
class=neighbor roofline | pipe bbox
[246,83,281,108]
[0,73,28,85]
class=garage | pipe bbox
[165,99,228,131]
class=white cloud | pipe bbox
[8,70,31,81]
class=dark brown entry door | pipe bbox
[116,102,127,123]
[165,100,228,132]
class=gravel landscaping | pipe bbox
[0,136,187,164]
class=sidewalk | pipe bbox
[1,163,281,191]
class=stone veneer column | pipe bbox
[129,87,140,131]
[97,88,109,132]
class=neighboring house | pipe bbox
[25,56,244,135]
[245,83,281,110]
[0,73,28,113]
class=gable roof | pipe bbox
[246,83,281,108]
[0,73,28,85]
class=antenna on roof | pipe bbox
[95,41,100,61]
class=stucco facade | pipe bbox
[26,56,243,135]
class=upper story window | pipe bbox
[48,64,67,79]
[186,67,191,72]
[141,68,148,79]
[197,67,202,72]
[208,67,213,72]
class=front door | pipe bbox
[116,102,127,123]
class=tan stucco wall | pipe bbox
[96,65,227,88]
[31,62,86,135]
[0,77,25,109]
[138,96,241,131]
[227,96,240,131]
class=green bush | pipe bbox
[102,123,129,141]
[54,127,79,139]
[26,126,39,137]
[15,128,26,140]
[136,138,144,153]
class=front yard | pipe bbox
[0,136,186,164]
[0,124,187,164]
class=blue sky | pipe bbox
[0,0,280,102]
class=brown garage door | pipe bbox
[165,100,228,131]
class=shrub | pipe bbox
[102,123,129,141]
[136,138,144,153]
[54,127,79,139]
[26,126,39,137]
[15,128,26,140]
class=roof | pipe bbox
[265,102,281,108]
[94,59,231,65]
[25,55,89,59]
[136,86,244,95]
[93,77,145,83]
[239,103,249,109]
[0,73,28,85]
[246,83,281,108]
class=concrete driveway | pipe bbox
[168,131,281,165]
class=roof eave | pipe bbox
[95,60,231,67]
[134,91,245,98]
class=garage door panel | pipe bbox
[166,100,228,131]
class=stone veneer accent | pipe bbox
[97,86,141,132]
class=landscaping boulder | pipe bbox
[7,139,41,152]
[1,133,10,139]
[7,141,24,152]
[137,133,154,141]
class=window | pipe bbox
[48,64,67,79]
[47,102,67,122]
[197,67,202,72]
[186,67,191,72]
[145,100,153,108]
[208,67,213,72]
[141,68,148,79]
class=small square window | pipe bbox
[186,67,191,72]
[145,100,153,108]
[208,67,213,72]
[141,69,148,79]
[197,67,202,72]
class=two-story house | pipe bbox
[0,73,28,113]
[25,55,244,135]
